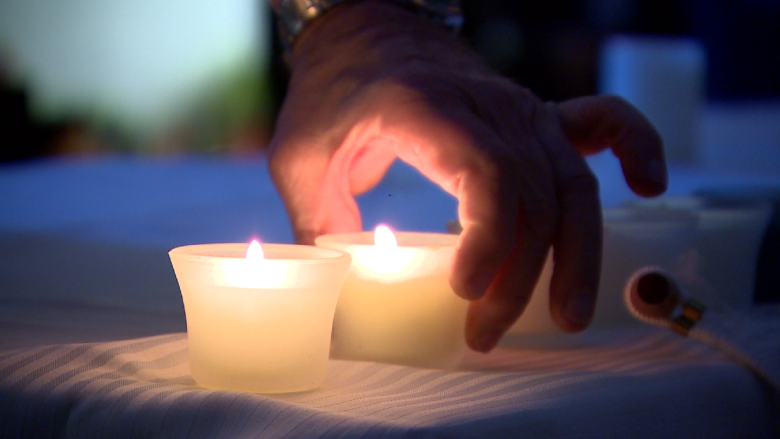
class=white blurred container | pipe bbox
[594,207,699,327]
[507,251,558,334]
[316,231,468,369]
[600,36,707,165]
[508,206,698,335]
[625,197,773,309]
[169,243,351,394]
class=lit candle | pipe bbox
[315,226,468,369]
[169,240,351,393]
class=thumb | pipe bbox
[268,135,361,244]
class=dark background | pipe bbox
[4,0,780,161]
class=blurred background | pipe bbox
[1,0,779,164]
[1,0,273,160]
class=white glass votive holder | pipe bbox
[169,243,351,393]
[625,196,772,309]
[315,231,467,369]
[595,207,699,327]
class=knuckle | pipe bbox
[599,94,633,113]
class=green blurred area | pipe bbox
[134,59,275,155]
[0,0,274,160]
[1,59,275,160]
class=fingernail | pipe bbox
[563,294,594,327]
[464,270,494,300]
[468,327,503,353]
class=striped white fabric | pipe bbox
[2,328,778,438]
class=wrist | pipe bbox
[277,0,461,59]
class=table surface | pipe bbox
[1,155,779,438]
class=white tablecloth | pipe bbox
[3,327,778,439]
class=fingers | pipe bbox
[466,102,601,349]
[556,95,667,197]
[452,167,518,300]
[438,141,553,352]
[464,201,552,351]
[386,105,519,304]
[387,99,558,352]
[548,175,601,332]
[454,133,559,351]
[539,104,602,332]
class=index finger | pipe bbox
[556,95,667,197]
[387,105,519,301]
[385,99,559,352]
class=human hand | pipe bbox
[268,0,667,352]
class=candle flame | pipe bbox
[374,224,397,248]
[350,225,426,280]
[246,239,264,260]
[224,239,288,288]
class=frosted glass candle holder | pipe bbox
[507,207,699,338]
[625,197,772,309]
[315,231,467,369]
[506,251,558,335]
[595,207,699,327]
[169,243,351,393]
